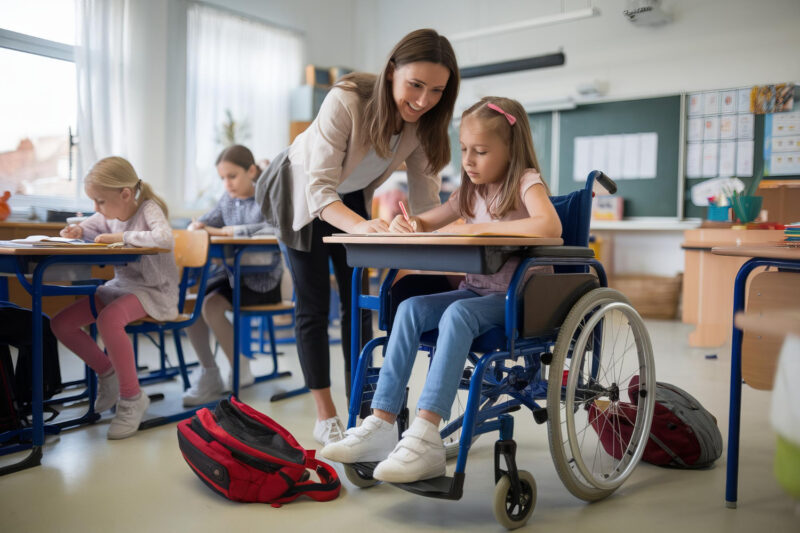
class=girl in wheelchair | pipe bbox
[321,97,562,483]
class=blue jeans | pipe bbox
[371,290,506,421]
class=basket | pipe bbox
[609,273,683,319]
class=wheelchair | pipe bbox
[335,171,656,530]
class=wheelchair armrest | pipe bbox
[525,246,595,258]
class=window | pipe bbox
[0,0,79,209]
[185,4,304,209]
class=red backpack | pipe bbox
[177,397,340,506]
[588,378,723,468]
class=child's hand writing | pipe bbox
[94,232,124,244]
[60,224,83,239]
[389,214,418,233]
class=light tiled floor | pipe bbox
[1,319,798,533]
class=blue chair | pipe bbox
[344,171,657,529]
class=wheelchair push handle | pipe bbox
[590,170,617,195]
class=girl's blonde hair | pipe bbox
[457,96,549,219]
[336,28,460,175]
[85,156,169,217]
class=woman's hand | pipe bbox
[94,232,124,244]
[388,214,419,233]
[220,226,235,236]
[188,219,205,231]
[352,218,390,234]
[60,224,83,239]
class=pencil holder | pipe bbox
[707,204,730,222]
[731,195,762,224]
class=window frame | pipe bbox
[0,26,87,214]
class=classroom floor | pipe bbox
[0,319,797,533]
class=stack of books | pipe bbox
[784,223,800,244]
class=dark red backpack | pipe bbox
[177,397,340,506]
[588,378,723,468]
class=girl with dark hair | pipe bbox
[256,28,460,445]
[183,145,283,406]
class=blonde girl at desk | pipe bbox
[321,97,562,482]
[256,28,459,446]
[51,157,179,439]
[183,145,283,406]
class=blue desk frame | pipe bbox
[723,249,800,508]
[0,248,155,475]
[209,239,303,400]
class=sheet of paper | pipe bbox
[718,141,736,177]
[703,116,720,141]
[686,143,702,178]
[688,93,703,116]
[622,134,640,179]
[737,88,752,113]
[690,176,745,206]
[737,114,754,139]
[702,142,719,177]
[703,92,720,115]
[687,118,703,142]
[590,136,608,174]
[736,140,754,176]
[720,90,737,114]
[638,132,658,179]
[719,115,736,139]
[605,135,624,178]
[573,137,592,181]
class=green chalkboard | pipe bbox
[558,96,681,217]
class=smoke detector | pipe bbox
[623,0,672,26]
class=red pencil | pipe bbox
[398,201,410,222]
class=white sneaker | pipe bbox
[320,415,398,463]
[183,367,226,407]
[373,417,446,483]
[107,393,150,440]
[227,357,256,391]
[313,416,345,446]
[95,371,119,413]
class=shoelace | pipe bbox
[325,419,344,441]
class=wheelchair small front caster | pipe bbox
[492,470,536,530]
[343,464,379,488]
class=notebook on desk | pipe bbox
[335,232,540,238]
[5,235,107,247]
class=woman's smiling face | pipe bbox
[389,61,450,125]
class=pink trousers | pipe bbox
[51,294,147,398]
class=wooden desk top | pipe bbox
[712,244,800,261]
[210,236,278,245]
[324,234,563,246]
[0,245,166,256]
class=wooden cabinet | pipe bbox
[681,228,784,347]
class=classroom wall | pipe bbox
[352,0,799,112]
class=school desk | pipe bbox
[0,244,165,476]
[710,243,800,508]
[209,236,302,400]
[321,234,565,429]
[681,228,784,347]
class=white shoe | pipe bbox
[95,371,119,413]
[107,393,150,440]
[227,357,256,391]
[183,367,226,407]
[373,417,446,483]
[313,416,345,446]
[320,415,398,463]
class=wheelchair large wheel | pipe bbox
[492,470,536,530]
[546,288,655,502]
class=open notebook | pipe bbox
[334,232,540,238]
[3,235,107,247]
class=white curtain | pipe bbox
[74,0,131,180]
[185,4,304,208]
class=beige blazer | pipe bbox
[287,87,442,231]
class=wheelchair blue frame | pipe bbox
[343,171,615,499]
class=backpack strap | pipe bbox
[648,432,689,468]
[272,450,341,505]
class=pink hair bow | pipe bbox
[487,103,516,125]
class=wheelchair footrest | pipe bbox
[391,473,465,501]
